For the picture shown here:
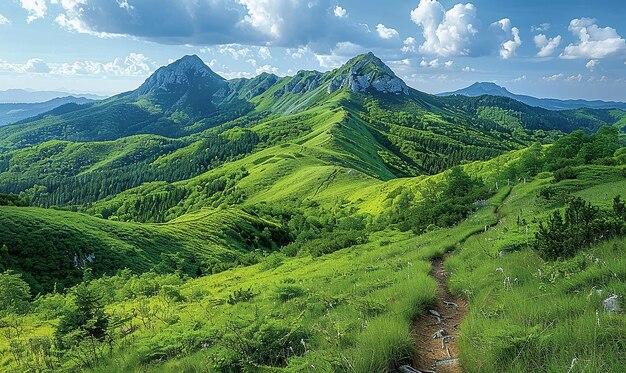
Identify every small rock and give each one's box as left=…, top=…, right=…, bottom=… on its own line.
left=432, top=329, right=447, bottom=339
left=428, top=309, right=441, bottom=317
left=603, top=294, right=621, bottom=312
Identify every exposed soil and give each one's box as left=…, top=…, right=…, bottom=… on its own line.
left=410, top=255, right=468, bottom=373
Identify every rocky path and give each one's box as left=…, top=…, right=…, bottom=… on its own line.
left=401, top=255, right=467, bottom=373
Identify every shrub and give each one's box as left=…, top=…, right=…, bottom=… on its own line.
left=552, top=166, right=578, bottom=182
left=227, top=287, right=254, bottom=305
left=222, top=317, right=307, bottom=368
left=275, top=284, right=306, bottom=302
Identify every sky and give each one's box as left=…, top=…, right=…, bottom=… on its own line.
left=0, top=0, right=625, bottom=100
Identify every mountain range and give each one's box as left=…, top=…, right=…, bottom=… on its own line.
left=0, top=88, right=106, bottom=103
left=439, top=81, right=626, bottom=111
left=1, top=52, right=625, bottom=372
left=0, top=96, right=95, bottom=126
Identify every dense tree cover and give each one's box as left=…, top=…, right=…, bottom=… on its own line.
left=499, top=126, right=624, bottom=183
left=0, top=131, right=260, bottom=209
left=442, top=94, right=623, bottom=133
left=359, top=98, right=528, bottom=176
left=0, top=271, right=31, bottom=316
left=0, top=192, right=29, bottom=206
left=378, top=167, right=490, bottom=234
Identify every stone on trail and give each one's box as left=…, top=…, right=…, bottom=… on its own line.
left=603, top=294, right=621, bottom=312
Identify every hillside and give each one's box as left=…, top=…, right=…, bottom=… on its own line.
left=0, top=53, right=625, bottom=373
left=0, top=96, right=95, bottom=126
left=440, top=82, right=626, bottom=112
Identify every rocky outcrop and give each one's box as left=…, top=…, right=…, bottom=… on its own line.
left=326, top=52, right=409, bottom=95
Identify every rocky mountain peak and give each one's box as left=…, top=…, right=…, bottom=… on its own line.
left=327, top=52, right=409, bottom=95
left=136, top=55, right=224, bottom=96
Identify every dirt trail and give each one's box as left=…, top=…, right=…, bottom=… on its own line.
left=408, top=255, right=467, bottom=373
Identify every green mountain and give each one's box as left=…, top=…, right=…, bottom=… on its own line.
left=439, top=81, right=626, bottom=111
left=0, top=53, right=625, bottom=373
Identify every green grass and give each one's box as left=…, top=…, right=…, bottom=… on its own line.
left=0, top=206, right=282, bottom=293
left=446, top=171, right=626, bottom=372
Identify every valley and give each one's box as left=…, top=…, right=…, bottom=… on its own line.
left=0, top=53, right=624, bottom=372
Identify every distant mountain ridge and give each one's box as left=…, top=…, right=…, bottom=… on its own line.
left=0, top=96, right=95, bottom=126
left=439, top=82, right=626, bottom=111
left=0, top=89, right=106, bottom=103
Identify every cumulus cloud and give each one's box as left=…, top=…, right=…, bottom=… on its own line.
left=0, top=14, right=10, bottom=25
left=20, top=0, right=47, bottom=23
left=0, top=58, right=50, bottom=74
left=561, top=18, right=626, bottom=59
left=255, top=64, right=279, bottom=75
left=586, top=59, right=600, bottom=71
left=23, top=58, right=51, bottom=73
left=410, top=0, right=479, bottom=57
left=53, top=53, right=153, bottom=76
left=314, top=41, right=365, bottom=68
left=218, top=44, right=253, bottom=60
left=420, top=58, right=454, bottom=69
left=49, top=0, right=380, bottom=54
left=533, top=34, right=562, bottom=57
left=542, top=73, right=563, bottom=82
left=334, top=6, right=347, bottom=18
left=258, top=47, right=272, bottom=60
left=493, top=18, right=521, bottom=59
left=376, top=24, right=399, bottom=39
left=462, top=66, right=475, bottom=72
left=531, top=23, right=550, bottom=33
left=0, top=54, right=153, bottom=77
left=566, top=74, right=583, bottom=82
left=510, top=75, right=527, bottom=83
left=401, top=37, right=417, bottom=53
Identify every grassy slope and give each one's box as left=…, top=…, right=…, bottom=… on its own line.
left=446, top=168, right=626, bottom=372
left=0, top=206, right=280, bottom=293
left=0, top=188, right=503, bottom=372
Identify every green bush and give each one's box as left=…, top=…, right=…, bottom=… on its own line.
left=275, top=284, right=306, bottom=302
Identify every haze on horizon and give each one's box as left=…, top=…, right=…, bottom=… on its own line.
left=0, top=0, right=625, bottom=101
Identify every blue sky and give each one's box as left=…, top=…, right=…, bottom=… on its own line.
left=0, top=0, right=625, bottom=100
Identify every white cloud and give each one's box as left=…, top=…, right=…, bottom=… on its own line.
left=258, top=47, right=272, bottom=60
left=533, top=34, right=561, bottom=58
left=255, top=64, right=279, bottom=75
left=218, top=44, right=253, bottom=60
left=51, top=0, right=373, bottom=52
left=20, top=0, right=47, bottom=23
left=510, top=75, right=527, bottom=83
left=566, top=74, right=583, bottom=82
left=376, top=24, right=399, bottom=39
left=493, top=19, right=521, bottom=59
left=217, top=70, right=254, bottom=79
left=561, top=18, right=626, bottom=59
left=0, top=13, right=10, bottom=25
left=420, top=58, right=454, bottom=69
left=410, top=0, right=479, bottom=57
left=542, top=73, right=563, bottom=82
left=462, top=66, right=475, bottom=72
left=23, top=58, right=51, bottom=73
left=314, top=41, right=365, bottom=68
left=531, top=23, right=550, bottom=33
left=0, top=58, right=50, bottom=74
left=401, top=37, right=417, bottom=53
left=53, top=53, right=153, bottom=77
left=586, top=59, right=600, bottom=71
left=287, top=47, right=310, bottom=59
left=334, top=6, right=347, bottom=18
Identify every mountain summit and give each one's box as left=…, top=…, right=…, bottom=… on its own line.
left=327, top=52, right=408, bottom=95
left=439, top=82, right=626, bottom=111
left=134, top=55, right=228, bottom=115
